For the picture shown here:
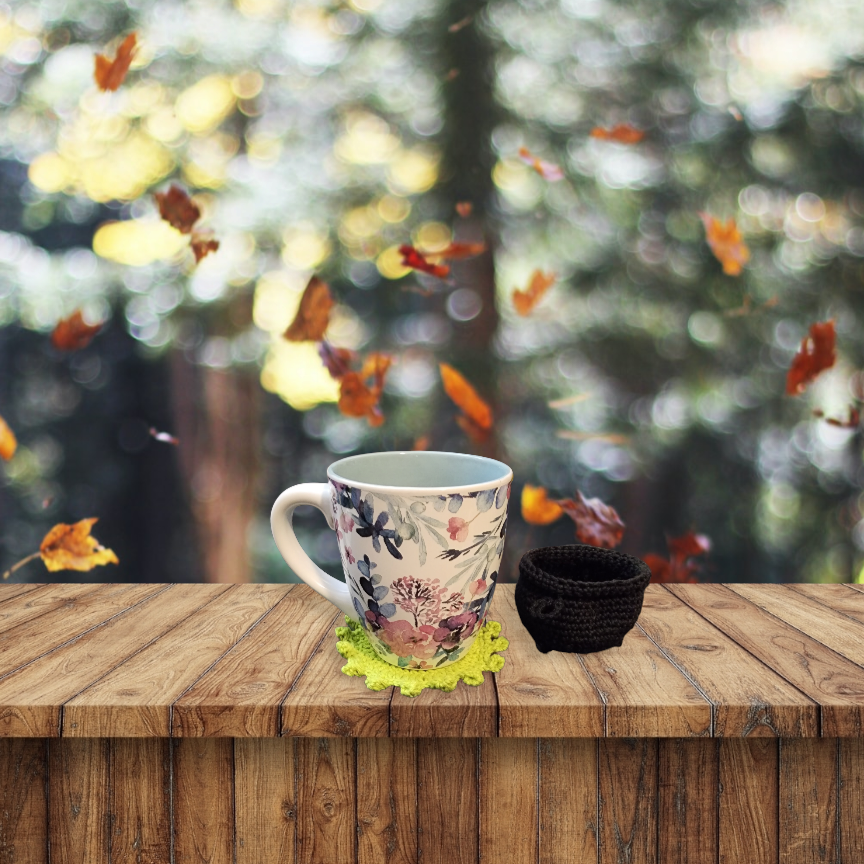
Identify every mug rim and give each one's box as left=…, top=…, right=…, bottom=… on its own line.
left=327, top=450, right=513, bottom=495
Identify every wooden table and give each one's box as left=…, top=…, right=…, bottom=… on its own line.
left=1, top=582, right=863, bottom=863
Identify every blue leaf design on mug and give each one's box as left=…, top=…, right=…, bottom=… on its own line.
left=378, top=602, right=396, bottom=618
left=448, top=494, right=463, bottom=513
left=477, top=488, right=495, bottom=512
left=495, top=484, right=508, bottom=509
left=372, top=585, right=388, bottom=601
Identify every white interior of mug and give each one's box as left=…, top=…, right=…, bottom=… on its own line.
left=328, top=450, right=511, bottom=491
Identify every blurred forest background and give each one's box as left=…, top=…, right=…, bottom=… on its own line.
left=2, top=0, right=864, bottom=585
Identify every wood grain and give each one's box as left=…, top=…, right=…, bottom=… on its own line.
left=839, top=738, right=864, bottom=864
left=671, top=583, right=864, bottom=737
left=658, top=738, right=718, bottom=864
left=235, top=737, right=296, bottom=864
left=48, top=737, right=108, bottom=863
left=639, top=586, right=817, bottom=737
left=109, top=738, right=170, bottom=864
left=0, top=583, right=43, bottom=608
left=719, top=738, right=778, bottom=864
left=539, top=738, right=598, bottom=864
left=779, top=738, right=837, bottom=864
left=598, top=737, right=658, bottom=864
left=493, top=583, right=604, bottom=737
left=296, top=737, right=356, bottom=864
left=173, top=737, right=233, bottom=864
left=0, top=738, right=47, bottom=864
left=788, top=582, right=864, bottom=624
left=174, top=585, right=336, bottom=737
left=479, top=738, right=538, bottom=864
left=357, top=737, right=416, bottom=864
left=0, top=584, right=103, bottom=637
left=418, top=738, right=478, bottom=864
left=580, top=623, right=711, bottom=738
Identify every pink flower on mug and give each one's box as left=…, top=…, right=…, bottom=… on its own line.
left=469, top=577, right=487, bottom=597
left=447, top=516, right=469, bottom=542
left=339, top=512, right=354, bottom=534
left=377, top=618, right=440, bottom=659
left=345, top=545, right=356, bottom=564
left=433, top=610, right=479, bottom=649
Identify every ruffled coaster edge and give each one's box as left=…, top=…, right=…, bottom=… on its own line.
left=335, top=616, right=509, bottom=698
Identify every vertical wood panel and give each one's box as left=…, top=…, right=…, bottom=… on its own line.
left=173, top=737, right=233, bottom=864
left=479, top=738, right=538, bottom=864
left=0, top=738, right=47, bottom=864
left=296, top=738, right=356, bottom=864
left=235, top=737, right=296, bottom=864
left=719, top=738, right=777, bottom=864
left=357, top=737, right=416, bottom=864
left=48, top=738, right=108, bottom=864
left=598, top=738, right=657, bottom=864
left=417, top=738, right=478, bottom=864
left=109, top=738, right=170, bottom=864
left=779, top=738, right=837, bottom=864
left=839, top=738, right=864, bottom=864
left=658, top=738, right=718, bottom=864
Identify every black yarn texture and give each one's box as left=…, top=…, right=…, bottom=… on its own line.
left=514, top=544, right=651, bottom=654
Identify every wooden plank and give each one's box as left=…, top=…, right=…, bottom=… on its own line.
left=0, top=585, right=215, bottom=737
left=173, top=585, right=335, bottom=737
left=235, top=737, right=296, bottom=864
left=639, top=586, right=817, bottom=737
left=296, top=738, right=356, bottom=864
left=789, top=583, right=864, bottom=625
left=109, top=738, right=170, bottom=864
left=280, top=613, right=388, bottom=738
left=839, top=739, right=864, bottom=864
left=356, top=737, right=416, bottom=864
left=0, top=583, right=42, bottom=606
left=580, top=623, right=711, bottom=738
left=66, top=583, right=285, bottom=737
left=658, top=738, right=718, bottom=864
left=0, top=584, right=165, bottom=680
left=173, top=737, right=233, bottom=864
left=0, top=738, right=47, bottom=864
left=493, top=584, right=604, bottom=737
left=719, top=738, right=778, bottom=864
left=479, top=738, right=538, bottom=864
left=48, top=738, right=109, bottom=863
left=671, top=583, right=864, bottom=737
left=0, top=584, right=103, bottom=635
left=779, top=738, right=837, bottom=864
left=598, top=738, right=657, bottom=864
left=417, top=738, right=478, bottom=864
left=539, top=738, right=598, bottom=864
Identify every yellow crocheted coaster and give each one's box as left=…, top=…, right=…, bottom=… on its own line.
left=335, top=616, right=509, bottom=698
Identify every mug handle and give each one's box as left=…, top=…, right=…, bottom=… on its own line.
left=270, top=483, right=356, bottom=622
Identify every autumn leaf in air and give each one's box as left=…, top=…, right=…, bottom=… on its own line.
left=590, top=124, right=645, bottom=144
left=644, top=532, right=710, bottom=584
left=190, top=232, right=219, bottom=263
left=521, top=485, right=563, bottom=525
left=813, top=407, right=860, bottom=428
left=283, top=276, right=334, bottom=342
left=0, top=414, right=17, bottom=461
left=786, top=319, right=836, bottom=396
left=412, top=435, right=430, bottom=451
left=439, top=363, right=493, bottom=442
left=399, top=245, right=450, bottom=279
left=51, top=310, right=103, bottom=352
left=699, top=213, right=750, bottom=276
left=512, top=270, right=556, bottom=316
left=338, top=352, right=392, bottom=427
left=149, top=427, right=179, bottom=446
left=94, top=32, right=137, bottom=92
left=432, top=242, right=487, bottom=260
left=557, top=491, right=625, bottom=549
left=518, top=147, right=564, bottom=181
left=319, top=340, right=356, bottom=379
left=154, top=185, right=201, bottom=234
left=456, top=202, right=473, bottom=218
left=40, top=518, right=119, bottom=573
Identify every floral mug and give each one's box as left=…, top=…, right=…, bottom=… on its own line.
left=270, top=451, right=513, bottom=670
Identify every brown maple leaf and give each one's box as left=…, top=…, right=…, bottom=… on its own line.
left=94, top=32, right=137, bottom=92
left=556, top=491, right=625, bottom=549
left=786, top=320, right=836, bottom=396
left=154, top=185, right=201, bottom=234
left=51, top=311, right=103, bottom=352
left=283, top=276, right=334, bottom=342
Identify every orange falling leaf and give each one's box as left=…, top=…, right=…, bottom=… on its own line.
left=431, top=241, right=487, bottom=260
left=283, top=276, right=334, bottom=342
left=699, top=213, right=750, bottom=276
left=644, top=532, right=710, bottom=584
left=412, top=435, right=430, bottom=451
left=518, top=147, right=564, bottom=181
left=319, top=340, right=356, bottom=379
left=94, top=32, right=137, bottom=92
left=51, top=310, right=103, bottom=352
left=338, top=352, right=392, bottom=427
left=512, top=270, right=556, bottom=316
left=40, top=518, right=119, bottom=573
left=154, top=185, right=201, bottom=234
left=456, top=201, right=473, bottom=218
left=589, top=124, right=645, bottom=144
left=399, top=245, right=450, bottom=279
left=0, top=414, right=17, bottom=461
left=190, top=232, right=219, bottom=263
left=557, top=491, right=625, bottom=549
left=439, top=363, right=493, bottom=438
left=813, top=407, right=860, bottom=428
left=786, top=319, right=836, bottom=396
left=456, top=414, right=491, bottom=444
left=521, top=484, right=564, bottom=525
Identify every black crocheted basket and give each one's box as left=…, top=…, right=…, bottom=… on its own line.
left=515, top=544, right=651, bottom=654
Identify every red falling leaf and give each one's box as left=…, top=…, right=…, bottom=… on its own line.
left=283, top=276, right=334, bottom=342
left=813, top=407, right=860, bottom=428
left=644, top=532, right=711, bottom=584
left=51, top=311, right=103, bottom=352
left=154, top=185, right=201, bottom=234
left=786, top=319, right=836, bottom=396
left=518, top=147, right=564, bottom=181
left=589, top=124, right=645, bottom=144
left=456, top=201, right=473, bottom=218
left=556, top=491, right=625, bottom=549
left=94, top=32, right=137, bottom=92
left=399, top=245, right=450, bottom=279
left=190, top=232, right=219, bottom=263
left=699, top=213, right=750, bottom=276
left=319, top=340, right=357, bottom=380
left=431, top=241, right=487, bottom=260
left=149, top=427, right=179, bottom=446
left=512, top=270, right=556, bottom=316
